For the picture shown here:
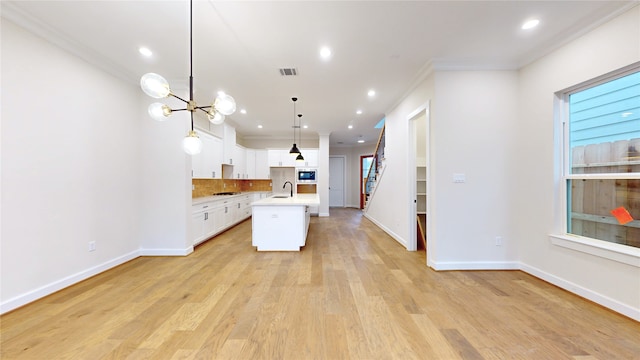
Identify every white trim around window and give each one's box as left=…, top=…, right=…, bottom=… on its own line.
left=551, top=62, right=640, bottom=267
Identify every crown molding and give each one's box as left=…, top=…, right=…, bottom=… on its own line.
left=2, top=2, right=137, bottom=84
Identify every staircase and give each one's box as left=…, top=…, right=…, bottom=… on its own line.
left=364, top=125, right=386, bottom=210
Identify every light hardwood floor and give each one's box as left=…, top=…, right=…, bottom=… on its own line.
left=1, top=208, right=639, bottom=359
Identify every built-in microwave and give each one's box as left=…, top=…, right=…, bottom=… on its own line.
left=297, top=168, right=317, bottom=183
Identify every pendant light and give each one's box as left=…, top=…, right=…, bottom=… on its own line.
left=140, top=0, right=236, bottom=155
left=289, top=97, right=301, bottom=156
left=296, top=114, right=305, bottom=163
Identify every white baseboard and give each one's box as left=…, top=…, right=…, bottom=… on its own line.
left=139, top=246, right=194, bottom=256
left=520, top=263, right=640, bottom=322
left=430, top=261, right=520, bottom=271
left=0, top=250, right=140, bottom=314
left=425, top=259, right=639, bottom=321
left=363, top=213, right=408, bottom=248
left=319, top=212, right=330, bottom=217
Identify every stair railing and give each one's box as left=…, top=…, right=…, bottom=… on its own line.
left=364, top=125, right=385, bottom=206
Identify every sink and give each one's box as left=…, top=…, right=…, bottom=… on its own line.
left=272, top=195, right=291, bottom=198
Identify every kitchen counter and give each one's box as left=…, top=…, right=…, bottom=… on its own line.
left=251, top=193, right=319, bottom=206
left=251, top=194, right=319, bottom=251
left=192, top=191, right=270, bottom=205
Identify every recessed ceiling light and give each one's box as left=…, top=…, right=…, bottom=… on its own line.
left=521, top=19, right=540, bottom=30
left=303, top=125, right=308, bottom=129
left=367, top=90, right=376, bottom=97
left=357, top=139, right=365, bottom=143
left=139, top=47, right=153, bottom=57
left=240, top=109, right=247, bottom=114
left=320, top=46, right=332, bottom=59
left=356, top=110, right=363, bottom=115
left=348, top=125, right=353, bottom=129
left=257, top=125, right=263, bottom=129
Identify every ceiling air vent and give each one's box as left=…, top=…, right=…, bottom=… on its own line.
left=279, top=68, right=298, bottom=76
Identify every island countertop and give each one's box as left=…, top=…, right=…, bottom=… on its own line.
left=252, top=193, right=320, bottom=207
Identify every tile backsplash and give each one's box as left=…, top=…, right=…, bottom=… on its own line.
left=192, top=179, right=273, bottom=198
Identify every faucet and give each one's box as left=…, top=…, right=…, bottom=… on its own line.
left=283, top=181, right=293, bottom=197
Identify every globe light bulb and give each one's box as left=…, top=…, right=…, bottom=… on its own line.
left=207, top=110, right=225, bottom=125
left=148, top=103, right=172, bottom=121
left=140, top=73, right=171, bottom=98
left=213, top=93, right=236, bottom=115
left=183, top=131, right=203, bottom=155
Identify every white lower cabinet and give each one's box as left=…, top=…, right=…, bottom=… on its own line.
left=191, top=212, right=206, bottom=244
left=192, top=192, right=270, bottom=246
left=211, top=205, right=226, bottom=234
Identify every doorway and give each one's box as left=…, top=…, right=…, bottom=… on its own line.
left=408, top=103, right=429, bottom=256
left=329, top=156, right=346, bottom=207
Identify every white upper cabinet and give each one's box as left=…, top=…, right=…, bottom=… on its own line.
left=246, top=149, right=256, bottom=179
left=222, top=123, right=236, bottom=164
left=192, top=131, right=223, bottom=179
left=297, top=148, right=318, bottom=168
left=233, top=145, right=246, bottom=179
left=268, top=149, right=297, bottom=167
left=254, top=150, right=269, bottom=179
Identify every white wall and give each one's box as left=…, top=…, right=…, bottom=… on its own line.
left=365, top=73, right=434, bottom=248
left=370, top=70, right=518, bottom=262
left=365, top=5, right=640, bottom=320
left=515, top=6, right=640, bottom=320
left=430, top=70, right=519, bottom=268
left=139, top=100, right=193, bottom=256
left=1, top=20, right=143, bottom=312
left=1, top=18, right=195, bottom=312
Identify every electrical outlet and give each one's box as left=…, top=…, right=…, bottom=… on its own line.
left=495, top=236, right=502, bottom=246
left=89, top=241, right=96, bottom=252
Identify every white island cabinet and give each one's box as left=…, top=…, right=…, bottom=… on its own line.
left=251, top=194, right=320, bottom=251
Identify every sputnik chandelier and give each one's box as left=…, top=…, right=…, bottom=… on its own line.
left=139, top=0, right=236, bottom=155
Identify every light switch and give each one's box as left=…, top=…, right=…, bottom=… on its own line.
left=453, top=173, right=466, bottom=183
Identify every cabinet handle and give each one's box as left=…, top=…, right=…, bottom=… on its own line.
left=212, top=171, right=215, bottom=178
left=225, top=207, right=228, bottom=213
left=205, top=213, right=208, bottom=220
left=203, top=205, right=208, bottom=208
left=230, top=158, right=233, bottom=165
left=237, top=203, right=240, bottom=209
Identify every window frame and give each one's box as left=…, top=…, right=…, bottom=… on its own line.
left=551, top=62, right=640, bottom=267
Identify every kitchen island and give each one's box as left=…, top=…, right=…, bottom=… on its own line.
left=251, top=193, right=320, bottom=251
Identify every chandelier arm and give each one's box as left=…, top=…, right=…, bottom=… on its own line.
left=169, top=93, right=189, bottom=104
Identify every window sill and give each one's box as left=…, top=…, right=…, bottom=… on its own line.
left=549, top=234, right=640, bottom=268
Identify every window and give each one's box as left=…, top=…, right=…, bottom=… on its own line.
left=560, top=65, right=640, bottom=250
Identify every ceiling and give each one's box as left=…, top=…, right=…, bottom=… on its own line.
left=2, top=1, right=635, bottom=147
